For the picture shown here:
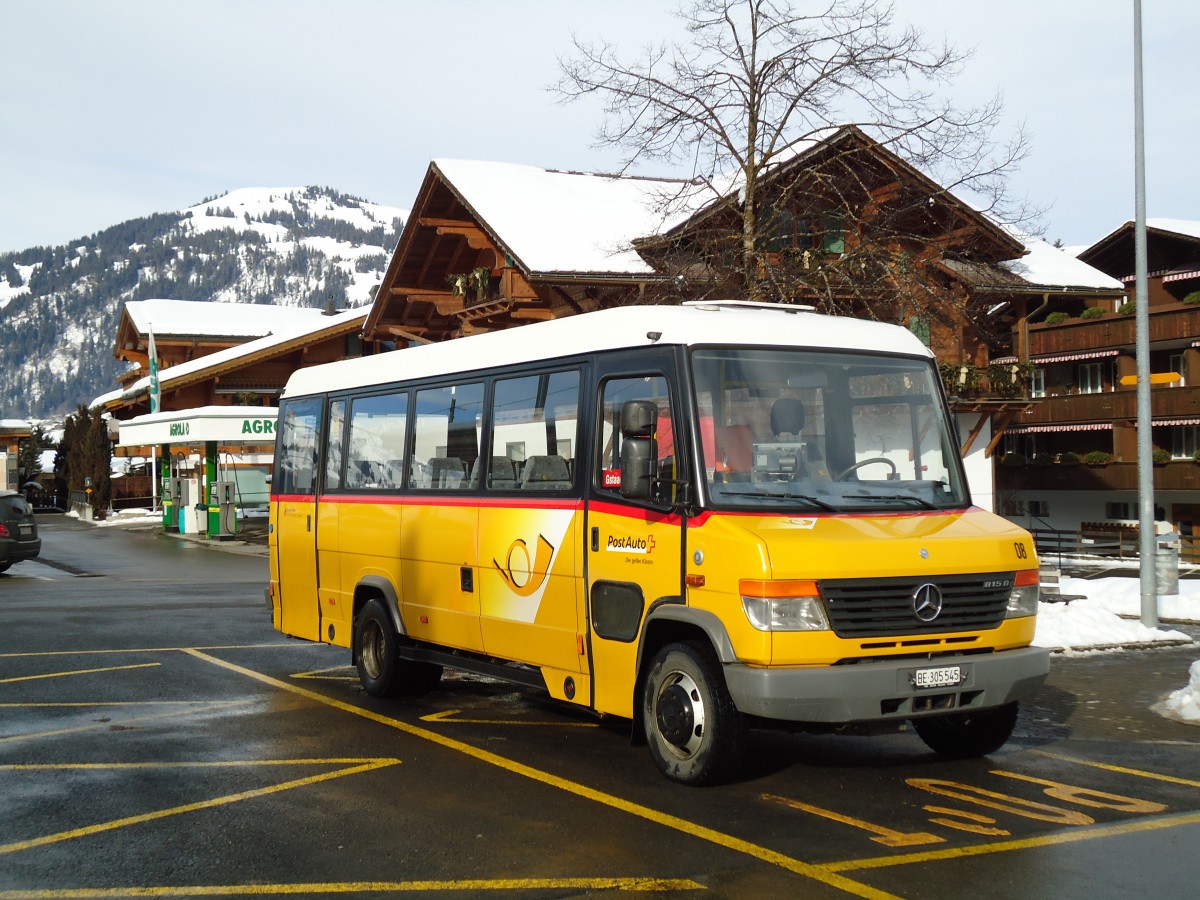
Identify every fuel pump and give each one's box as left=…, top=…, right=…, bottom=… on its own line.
left=161, top=477, right=176, bottom=531
left=208, top=481, right=238, bottom=538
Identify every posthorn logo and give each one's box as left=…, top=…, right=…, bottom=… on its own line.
left=912, top=583, right=944, bottom=622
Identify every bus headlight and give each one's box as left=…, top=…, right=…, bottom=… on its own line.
left=1005, top=569, right=1040, bottom=618
left=740, top=580, right=830, bottom=632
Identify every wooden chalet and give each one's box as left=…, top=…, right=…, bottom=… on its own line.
left=102, top=305, right=382, bottom=420
left=997, top=219, right=1200, bottom=537
left=113, top=300, right=331, bottom=391
left=362, top=160, right=694, bottom=343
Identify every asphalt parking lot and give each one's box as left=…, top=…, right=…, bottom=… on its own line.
left=2, top=515, right=1199, bottom=899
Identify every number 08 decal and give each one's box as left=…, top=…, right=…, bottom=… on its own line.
left=1014, top=542, right=1028, bottom=559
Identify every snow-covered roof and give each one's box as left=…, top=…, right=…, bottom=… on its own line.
left=97, top=305, right=368, bottom=408
left=1146, top=218, right=1200, bottom=241
left=433, top=160, right=695, bottom=276
left=1001, top=231, right=1124, bottom=291
left=1082, top=217, right=1200, bottom=254
left=124, top=298, right=329, bottom=339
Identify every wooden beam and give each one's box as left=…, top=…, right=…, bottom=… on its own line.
left=959, top=411, right=990, bottom=457
left=501, top=268, right=539, bottom=301
left=375, top=323, right=435, bottom=344
left=510, top=307, right=555, bottom=321
left=419, top=216, right=491, bottom=250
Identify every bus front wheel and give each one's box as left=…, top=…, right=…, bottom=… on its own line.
left=355, top=598, right=407, bottom=697
left=912, top=701, right=1019, bottom=758
left=642, top=642, right=746, bottom=786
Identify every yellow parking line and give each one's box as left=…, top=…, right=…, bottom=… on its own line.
left=0, top=876, right=704, bottom=897
left=1035, top=751, right=1200, bottom=789
left=184, top=649, right=903, bottom=900
left=0, top=759, right=399, bottom=855
left=824, top=810, right=1200, bottom=873
left=0, top=663, right=160, bottom=684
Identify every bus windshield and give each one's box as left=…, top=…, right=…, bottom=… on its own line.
left=691, top=347, right=968, bottom=512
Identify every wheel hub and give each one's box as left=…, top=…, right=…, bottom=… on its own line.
left=656, top=682, right=697, bottom=749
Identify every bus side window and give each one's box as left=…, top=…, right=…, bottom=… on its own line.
left=324, top=399, right=346, bottom=491
left=345, top=390, right=407, bottom=490
left=595, top=375, right=675, bottom=503
left=276, top=397, right=322, bottom=496
left=490, top=369, right=581, bottom=493
left=413, top=382, right=484, bottom=491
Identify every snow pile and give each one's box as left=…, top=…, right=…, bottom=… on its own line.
left=1154, top=660, right=1200, bottom=723
left=1034, top=601, right=1189, bottom=651
left=1059, top=575, right=1200, bottom=623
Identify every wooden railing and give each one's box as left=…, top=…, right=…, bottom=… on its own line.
left=1027, top=303, right=1200, bottom=357
left=998, top=460, right=1200, bottom=493
left=1019, top=385, right=1200, bottom=426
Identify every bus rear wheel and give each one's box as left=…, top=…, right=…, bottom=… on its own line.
left=355, top=598, right=408, bottom=697
left=912, top=701, right=1019, bottom=758
left=642, top=642, right=746, bottom=786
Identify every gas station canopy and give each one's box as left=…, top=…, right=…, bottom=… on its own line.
left=117, top=405, right=277, bottom=447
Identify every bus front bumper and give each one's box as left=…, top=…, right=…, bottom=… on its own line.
left=723, top=646, right=1050, bottom=724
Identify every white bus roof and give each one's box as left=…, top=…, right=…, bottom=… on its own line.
left=281, top=302, right=933, bottom=399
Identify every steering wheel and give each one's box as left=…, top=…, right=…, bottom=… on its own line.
left=835, top=457, right=898, bottom=480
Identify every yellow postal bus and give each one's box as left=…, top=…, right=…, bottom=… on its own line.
left=268, top=302, right=1048, bottom=784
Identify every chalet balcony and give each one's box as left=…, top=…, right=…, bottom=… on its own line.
left=1027, top=303, right=1200, bottom=357
left=938, top=363, right=1033, bottom=402
left=995, top=459, right=1200, bottom=493
left=1019, top=384, right=1200, bottom=426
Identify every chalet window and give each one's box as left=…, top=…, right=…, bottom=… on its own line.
left=1172, top=426, right=1200, bottom=459
left=1030, top=368, right=1045, bottom=399
left=1078, top=362, right=1105, bottom=395
left=1028, top=500, right=1049, bottom=518
left=762, top=206, right=796, bottom=252
left=1169, top=353, right=1186, bottom=388
left=1106, top=502, right=1133, bottom=520
left=908, top=316, right=931, bottom=347
left=822, top=211, right=845, bottom=255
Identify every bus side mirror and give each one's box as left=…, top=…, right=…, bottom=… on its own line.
left=619, top=400, right=657, bottom=501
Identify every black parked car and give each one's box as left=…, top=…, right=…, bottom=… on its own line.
left=0, top=490, right=40, bottom=573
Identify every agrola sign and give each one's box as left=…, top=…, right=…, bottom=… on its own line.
left=117, top=406, right=279, bottom=448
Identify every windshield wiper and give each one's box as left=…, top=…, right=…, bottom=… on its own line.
left=724, top=490, right=839, bottom=512
left=842, top=492, right=937, bottom=510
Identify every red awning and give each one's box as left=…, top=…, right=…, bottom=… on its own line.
left=1006, top=422, right=1113, bottom=434
left=1031, top=349, right=1121, bottom=364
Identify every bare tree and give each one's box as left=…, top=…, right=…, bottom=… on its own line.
left=557, top=0, right=1036, bottom=317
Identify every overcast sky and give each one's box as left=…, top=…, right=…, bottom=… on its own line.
left=1, top=1, right=1193, bottom=256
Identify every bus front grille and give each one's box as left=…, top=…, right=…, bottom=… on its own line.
left=819, top=572, right=1012, bottom=638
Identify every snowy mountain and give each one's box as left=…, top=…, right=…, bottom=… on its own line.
left=0, top=187, right=406, bottom=418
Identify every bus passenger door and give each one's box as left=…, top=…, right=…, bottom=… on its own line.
left=586, top=368, right=684, bottom=719
left=271, top=397, right=323, bottom=641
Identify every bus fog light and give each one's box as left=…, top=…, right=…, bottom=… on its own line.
left=742, top=595, right=830, bottom=631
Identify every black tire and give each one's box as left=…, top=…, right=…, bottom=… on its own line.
left=912, top=701, right=1019, bottom=758
left=354, top=598, right=411, bottom=697
left=642, top=641, right=747, bottom=786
